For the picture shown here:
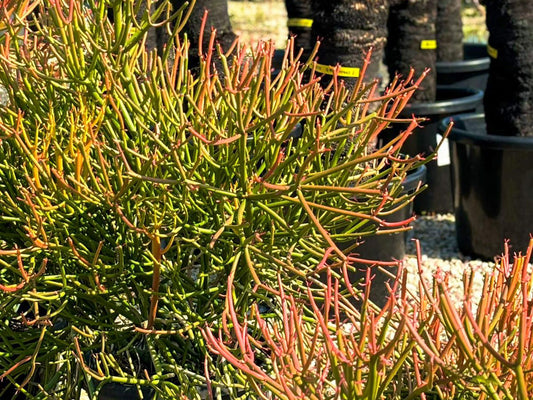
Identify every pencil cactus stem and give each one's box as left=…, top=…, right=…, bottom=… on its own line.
left=148, top=234, right=162, bottom=329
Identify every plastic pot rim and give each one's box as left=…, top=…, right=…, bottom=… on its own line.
left=402, top=86, right=483, bottom=117
left=436, top=43, right=490, bottom=74
left=402, top=164, right=427, bottom=193
left=440, top=113, right=533, bottom=150
left=436, top=58, right=489, bottom=74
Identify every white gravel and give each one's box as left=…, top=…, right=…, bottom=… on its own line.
left=0, top=86, right=7, bottom=106
left=402, top=213, right=495, bottom=301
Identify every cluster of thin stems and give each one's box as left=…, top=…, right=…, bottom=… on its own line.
left=206, top=239, right=533, bottom=399
left=0, top=1, right=449, bottom=399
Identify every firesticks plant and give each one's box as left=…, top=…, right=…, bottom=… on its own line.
left=0, top=0, right=429, bottom=398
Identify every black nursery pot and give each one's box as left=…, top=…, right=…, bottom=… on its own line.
left=436, top=43, right=490, bottom=92
left=355, top=164, right=427, bottom=262
left=350, top=164, right=426, bottom=307
left=272, top=48, right=285, bottom=71
left=381, top=86, right=483, bottom=214
left=443, top=113, right=533, bottom=260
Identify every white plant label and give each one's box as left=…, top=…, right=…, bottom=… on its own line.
left=436, top=134, right=450, bottom=167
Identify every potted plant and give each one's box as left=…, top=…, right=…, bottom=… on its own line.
left=444, top=0, right=533, bottom=259
left=443, top=113, right=533, bottom=259
left=0, top=0, right=429, bottom=398
left=401, top=239, right=533, bottom=398
left=204, top=261, right=419, bottom=399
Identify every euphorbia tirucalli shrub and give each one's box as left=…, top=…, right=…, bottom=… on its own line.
left=404, top=240, right=533, bottom=399
left=0, top=0, right=431, bottom=398
left=204, top=262, right=416, bottom=399
left=205, top=239, right=533, bottom=399
left=0, top=0, right=39, bottom=30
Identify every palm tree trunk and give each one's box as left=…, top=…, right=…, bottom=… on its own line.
left=310, top=0, right=389, bottom=90
left=386, top=0, right=437, bottom=102
left=482, top=0, right=533, bottom=136
left=436, top=0, right=463, bottom=61
left=284, top=0, right=314, bottom=56
left=171, top=0, right=236, bottom=70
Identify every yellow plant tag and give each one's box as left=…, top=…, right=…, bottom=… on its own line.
left=315, top=63, right=360, bottom=78
left=420, top=40, right=437, bottom=50
left=487, top=44, right=498, bottom=59
left=287, top=18, right=313, bottom=28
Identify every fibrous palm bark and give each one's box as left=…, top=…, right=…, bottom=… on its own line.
left=386, top=0, right=438, bottom=102
left=436, top=0, right=463, bottom=61
left=310, top=0, right=390, bottom=90
left=171, top=0, right=236, bottom=71
left=482, top=0, right=533, bottom=136
left=284, top=0, right=314, bottom=57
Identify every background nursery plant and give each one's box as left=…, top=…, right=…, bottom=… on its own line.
left=400, top=239, right=533, bottom=399
left=206, top=239, right=533, bottom=399
left=0, top=0, right=432, bottom=398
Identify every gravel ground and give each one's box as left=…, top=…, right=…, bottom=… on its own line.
left=0, top=86, right=7, bottom=106
left=402, top=213, right=495, bottom=301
